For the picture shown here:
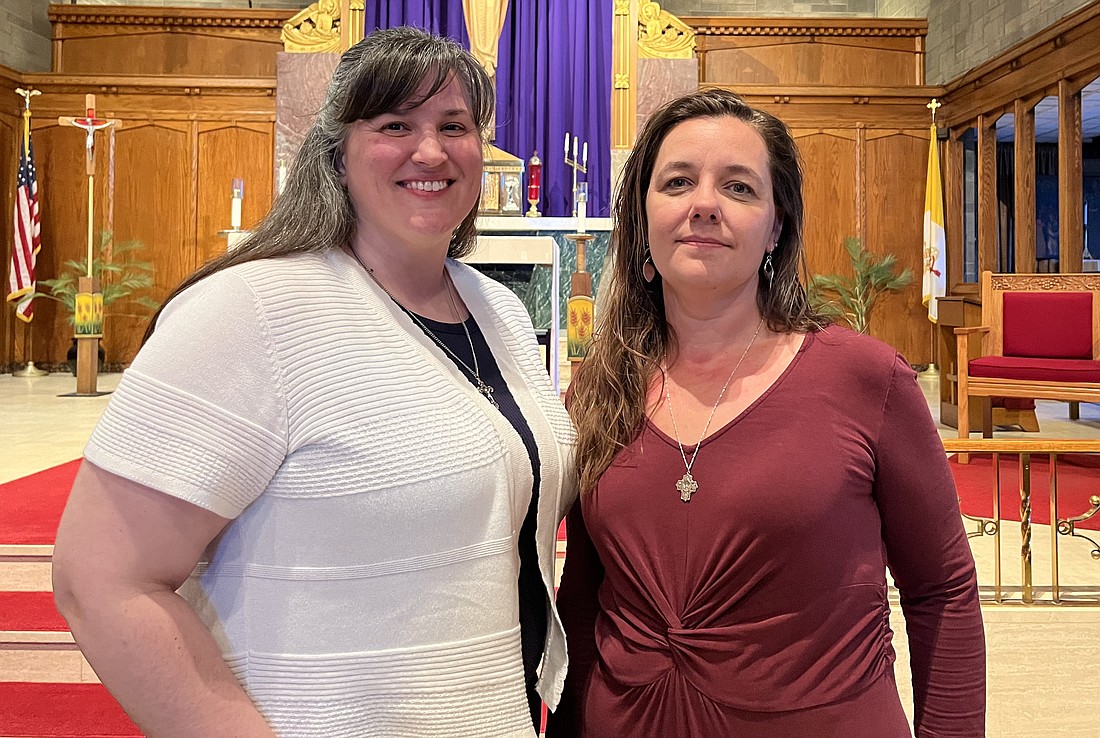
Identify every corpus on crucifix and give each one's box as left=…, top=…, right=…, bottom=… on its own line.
left=58, top=94, right=122, bottom=396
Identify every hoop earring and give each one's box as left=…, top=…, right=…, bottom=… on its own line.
left=762, top=250, right=775, bottom=288
left=642, top=248, right=657, bottom=283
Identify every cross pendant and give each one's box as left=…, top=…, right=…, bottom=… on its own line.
left=477, top=380, right=498, bottom=408
left=676, top=472, right=698, bottom=503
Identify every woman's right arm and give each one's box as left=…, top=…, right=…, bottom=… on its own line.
left=52, top=461, right=277, bottom=738
left=545, top=500, right=605, bottom=737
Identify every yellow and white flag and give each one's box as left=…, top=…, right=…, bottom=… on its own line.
left=922, top=122, right=946, bottom=322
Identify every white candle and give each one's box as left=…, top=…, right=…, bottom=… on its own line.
left=582, top=141, right=588, bottom=167
left=231, top=178, right=244, bottom=229
left=577, top=198, right=586, bottom=234
left=572, top=136, right=578, bottom=159
left=564, top=132, right=570, bottom=157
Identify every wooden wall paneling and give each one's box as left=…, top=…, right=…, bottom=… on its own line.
left=2, top=65, right=21, bottom=370
left=195, top=122, right=274, bottom=266
left=105, top=121, right=192, bottom=365
left=694, top=36, right=920, bottom=88
left=56, top=32, right=284, bottom=79
left=977, top=114, right=997, bottom=275
left=863, top=128, right=929, bottom=362
left=794, top=128, right=858, bottom=282
left=0, top=107, right=17, bottom=369
left=944, top=131, right=965, bottom=292
left=687, top=17, right=926, bottom=88
left=49, top=5, right=292, bottom=78
left=1013, top=98, right=1037, bottom=273
left=1058, top=78, right=1084, bottom=273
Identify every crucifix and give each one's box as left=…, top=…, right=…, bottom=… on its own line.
left=927, top=97, right=941, bottom=123
left=58, top=94, right=122, bottom=396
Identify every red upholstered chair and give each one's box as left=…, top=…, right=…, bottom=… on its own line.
left=955, top=271, right=1100, bottom=461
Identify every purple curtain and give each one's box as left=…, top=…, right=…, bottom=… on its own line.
left=495, top=1, right=612, bottom=217
left=363, top=1, right=469, bottom=45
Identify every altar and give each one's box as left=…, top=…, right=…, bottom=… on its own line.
left=469, top=216, right=612, bottom=391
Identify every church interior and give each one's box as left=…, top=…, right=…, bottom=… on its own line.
left=2, top=0, right=1100, bottom=735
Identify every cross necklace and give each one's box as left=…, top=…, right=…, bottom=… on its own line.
left=664, top=317, right=765, bottom=502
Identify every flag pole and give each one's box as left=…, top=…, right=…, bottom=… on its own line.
left=10, top=88, right=47, bottom=377
left=921, top=97, right=945, bottom=377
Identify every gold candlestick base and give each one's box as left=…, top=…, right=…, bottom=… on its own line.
left=526, top=197, right=541, bottom=217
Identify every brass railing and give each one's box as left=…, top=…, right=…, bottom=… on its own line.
left=942, top=439, right=1100, bottom=605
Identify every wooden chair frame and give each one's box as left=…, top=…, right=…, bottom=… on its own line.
left=955, top=272, right=1100, bottom=460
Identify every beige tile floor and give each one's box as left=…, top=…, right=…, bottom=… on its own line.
left=2, top=368, right=1100, bottom=735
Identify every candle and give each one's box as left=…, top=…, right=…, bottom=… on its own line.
left=577, top=198, right=587, bottom=234
left=572, top=136, right=578, bottom=159
left=564, top=132, right=570, bottom=158
left=231, top=178, right=244, bottom=230
left=582, top=141, right=588, bottom=167
left=529, top=153, right=541, bottom=187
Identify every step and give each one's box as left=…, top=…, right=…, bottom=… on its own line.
left=0, top=546, right=53, bottom=593
left=0, top=592, right=99, bottom=685
left=0, top=681, right=141, bottom=737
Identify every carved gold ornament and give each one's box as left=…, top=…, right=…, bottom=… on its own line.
left=638, top=1, right=695, bottom=60
left=282, top=0, right=341, bottom=53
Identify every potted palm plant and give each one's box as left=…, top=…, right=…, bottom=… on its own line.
left=29, top=233, right=159, bottom=374
left=808, top=237, right=913, bottom=334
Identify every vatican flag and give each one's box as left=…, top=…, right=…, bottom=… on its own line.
left=922, top=123, right=946, bottom=322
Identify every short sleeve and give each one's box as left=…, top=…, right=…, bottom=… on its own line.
left=83, top=269, right=289, bottom=519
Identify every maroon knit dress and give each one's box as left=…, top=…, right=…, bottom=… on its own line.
left=548, top=327, right=985, bottom=738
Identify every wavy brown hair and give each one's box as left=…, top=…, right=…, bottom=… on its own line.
left=144, top=26, right=494, bottom=342
left=570, top=88, right=828, bottom=493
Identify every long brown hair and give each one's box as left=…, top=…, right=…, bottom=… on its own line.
left=143, top=26, right=494, bottom=341
left=570, top=88, right=827, bottom=493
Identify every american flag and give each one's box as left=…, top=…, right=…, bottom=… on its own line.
left=7, top=130, right=41, bottom=322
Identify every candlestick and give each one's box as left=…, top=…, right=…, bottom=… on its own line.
left=564, top=133, right=588, bottom=217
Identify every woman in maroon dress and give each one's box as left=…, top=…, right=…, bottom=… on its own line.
left=547, top=89, right=985, bottom=737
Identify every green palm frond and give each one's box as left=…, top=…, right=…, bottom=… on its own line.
left=808, top=237, right=913, bottom=334
left=26, top=231, right=159, bottom=324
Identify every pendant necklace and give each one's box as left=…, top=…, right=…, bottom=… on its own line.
left=352, top=249, right=498, bottom=408
left=664, top=316, right=765, bottom=502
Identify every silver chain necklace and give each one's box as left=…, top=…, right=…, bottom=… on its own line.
left=664, top=317, right=765, bottom=502
left=353, top=250, right=498, bottom=408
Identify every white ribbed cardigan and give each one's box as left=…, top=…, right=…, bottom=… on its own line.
left=85, top=250, right=578, bottom=738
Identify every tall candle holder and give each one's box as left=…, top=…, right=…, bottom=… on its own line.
left=564, top=132, right=588, bottom=216
left=566, top=185, right=593, bottom=363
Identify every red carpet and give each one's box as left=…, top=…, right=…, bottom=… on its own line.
left=0, top=460, right=81, bottom=545
left=0, top=591, right=68, bottom=631
left=950, top=453, right=1100, bottom=529
left=0, top=683, right=142, bottom=737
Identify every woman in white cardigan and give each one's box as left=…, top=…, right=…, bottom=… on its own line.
left=52, top=27, right=577, bottom=738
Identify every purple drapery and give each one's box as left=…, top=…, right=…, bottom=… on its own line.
left=360, top=1, right=612, bottom=218
left=362, top=1, right=469, bottom=46
left=496, top=1, right=612, bottom=217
